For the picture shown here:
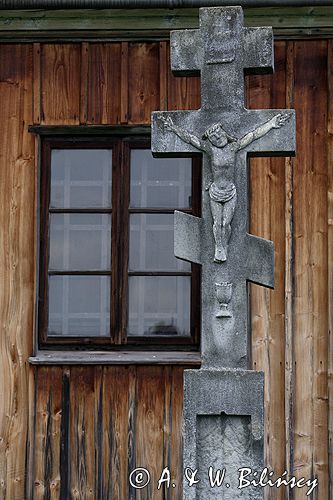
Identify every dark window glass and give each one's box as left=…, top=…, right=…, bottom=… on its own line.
left=128, top=276, right=191, bottom=337
left=50, top=149, right=112, bottom=208
left=129, top=214, right=190, bottom=272
left=130, top=150, right=192, bottom=208
left=49, top=214, right=111, bottom=271
left=128, top=148, right=194, bottom=340
left=48, top=275, right=110, bottom=337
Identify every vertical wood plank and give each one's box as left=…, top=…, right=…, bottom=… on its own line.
left=0, top=44, right=35, bottom=500
left=121, top=42, right=129, bottom=124
left=26, top=364, right=37, bottom=500
left=33, top=43, right=41, bottom=124
left=293, top=40, right=329, bottom=499
left=33, top=367, right=47, bottom=500
left=162, top=366, right=172, bottom=499
left=41, top=43, right=81, bottom=124
left=128, top=42, right=160, bottom=124
left=94, top=367, right=103, bottom=500
left=34, top=367, right=63, bottom=500
left=159, top=42, right=168, bottom=111
left=284, top=41, right=295, bottom=500
left=101, top=366, right=130, bottom=499
left=249, top=42, right=287, bottom=498
left=128, top=366, right=137, bottom=500
left=80, top=42, right=89, bottom=125
left=60, top=368, right=70, bottom=500
left=135, top=366, right=165, bottom=500
left=169, top=367, right=184, bottom=500
left=69, top=366, right=99, bottom=499
left=167, top=44, right=200, bottom=111
left=328, top=37, right=333, bottom=500
left=87, top=43, right=122, bottom=125
left=112, top=366, right=129, bottom=500
left=168, top=74, right=201, bottom=111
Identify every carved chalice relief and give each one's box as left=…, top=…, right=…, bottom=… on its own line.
left=215, top=282, right=233, bottom=318
left=159, top=113, right=289, bottom=264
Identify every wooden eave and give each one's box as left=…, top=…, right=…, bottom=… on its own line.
left=0, top=6, right=333, bottom=41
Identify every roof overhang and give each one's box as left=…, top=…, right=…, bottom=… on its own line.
left=1, top=0, right=332, bottom=9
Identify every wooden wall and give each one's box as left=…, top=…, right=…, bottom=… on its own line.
left=249, top=41, right=330, bottom=500
left=0, top=39, right=331, bottom=499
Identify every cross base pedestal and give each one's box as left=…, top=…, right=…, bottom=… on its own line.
left=183, top=368, right=264, bottom=499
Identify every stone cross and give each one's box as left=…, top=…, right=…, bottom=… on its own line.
left=152, top=6, right=295, bottom=369
left=152, top=6, right=295, bottom=499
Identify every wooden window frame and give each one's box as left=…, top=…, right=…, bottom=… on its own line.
left=38, top=134, right=201, bottom=351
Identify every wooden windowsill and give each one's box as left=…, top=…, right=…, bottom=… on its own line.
left=29, top=350, right=201, bottom=366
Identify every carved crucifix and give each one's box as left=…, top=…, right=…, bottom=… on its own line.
left=152, top=7, right=295, bottom=498
left=159, top=112, right=289, bottom=263
left=152, top=6, right=295, bottom=370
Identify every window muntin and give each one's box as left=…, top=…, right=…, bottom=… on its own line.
left=39, top=137, right=200, bottom=349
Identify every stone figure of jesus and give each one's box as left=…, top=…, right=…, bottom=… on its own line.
left=160, top=113, right=289, bottom=262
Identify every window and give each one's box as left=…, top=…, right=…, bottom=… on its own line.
left=38, top=135, right=200, bottom=350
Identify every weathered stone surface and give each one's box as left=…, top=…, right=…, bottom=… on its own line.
left=197, top=416, right=260, bottom=499
left=183, top=369, right=264, bottom=499
left=174, top=211, right=203, bottom=264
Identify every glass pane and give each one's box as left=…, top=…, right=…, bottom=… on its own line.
left=128, top=276, right=191, bottom=337
left=130, top=150, right=192, bottom=208
left=49, top=214, right=111, bottom=271
left=129, top=214, right=190, bottom=272
left=48, top=275, right=110, bottom=336
left=50, top=149, right=112, bottom=208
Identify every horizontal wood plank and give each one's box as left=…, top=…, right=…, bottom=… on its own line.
left=29, top=350, right=201, bottom=365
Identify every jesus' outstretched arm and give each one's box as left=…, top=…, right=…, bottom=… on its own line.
left=158, top=116, right=206, bottom=152
left=237, top=112, right=290, bottom=151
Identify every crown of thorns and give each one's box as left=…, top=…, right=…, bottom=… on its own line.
left=202, top=123, right=236, bottom=142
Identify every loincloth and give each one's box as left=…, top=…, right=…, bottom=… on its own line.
left=209, top=181, right=236, bottom=203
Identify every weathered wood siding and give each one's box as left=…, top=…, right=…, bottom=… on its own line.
left=0, top=44, right=35, bottom=500
left=0, top=40, right=331, bottom=499
left=249, top=40, right=330, bottom=500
